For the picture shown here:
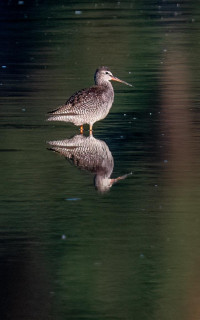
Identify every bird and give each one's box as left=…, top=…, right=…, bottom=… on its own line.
left=47, top=134, right=132, bottom=192
left=47, top=66, right=132, bottom=133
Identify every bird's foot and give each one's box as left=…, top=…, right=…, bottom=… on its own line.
left=89, top=125, right=93, bottom=135
left=80, top=125, right=84, bottom=134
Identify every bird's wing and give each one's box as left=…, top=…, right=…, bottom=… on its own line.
left=48, top=86, right=104, bottom=115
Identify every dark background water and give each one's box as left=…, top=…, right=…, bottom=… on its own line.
left=1, top=0, right=200, bottom=319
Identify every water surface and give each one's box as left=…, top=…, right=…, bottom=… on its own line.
left=1, top=1, right=200, bottom=319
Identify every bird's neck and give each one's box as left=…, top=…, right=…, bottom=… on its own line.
left=97, top=80, right=114, bottom=91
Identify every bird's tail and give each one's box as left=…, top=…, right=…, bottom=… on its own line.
left=47, top=113, right=77, bottom=123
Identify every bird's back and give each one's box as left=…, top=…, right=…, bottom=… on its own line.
left=48, top=85, right=112, bottom=115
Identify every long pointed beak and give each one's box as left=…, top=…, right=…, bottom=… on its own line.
left=110, top=172, right=133, bottom=186
left=111, top=76, right=132, bottom=87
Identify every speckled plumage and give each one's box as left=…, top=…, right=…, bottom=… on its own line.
left=47, top=66, right=132, bottom=131
left=48, top=134, right=114, bottom=192
left=47, top=134, right=132, bottom=192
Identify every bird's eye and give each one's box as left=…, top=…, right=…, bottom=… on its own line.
left=105, top=72, right=109, bottom=75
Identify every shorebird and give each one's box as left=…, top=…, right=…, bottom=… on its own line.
left=47, top=66, right=132, bottom=133
left=47, top=134, right=132, bottom=192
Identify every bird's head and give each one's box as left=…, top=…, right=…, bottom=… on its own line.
left=94, top=66, right=132, bottom=87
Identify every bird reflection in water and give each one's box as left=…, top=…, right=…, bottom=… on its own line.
left=47, top=134, right=131, bottom=192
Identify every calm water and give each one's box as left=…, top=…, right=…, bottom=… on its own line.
left=1, top=1, right=200, bottom=319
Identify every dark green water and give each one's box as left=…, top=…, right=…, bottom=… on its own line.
left=1, top=1, right=200, bottom=319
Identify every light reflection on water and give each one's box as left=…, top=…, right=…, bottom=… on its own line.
left=0, top=1, right=200, bottom=319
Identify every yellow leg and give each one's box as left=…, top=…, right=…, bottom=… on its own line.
left=80, top=125, right=83, bottom=134
left=89, top=124, right=93, bottom=133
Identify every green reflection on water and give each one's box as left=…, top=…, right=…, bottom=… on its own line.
left=0, top=1, right=200, bottom=319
